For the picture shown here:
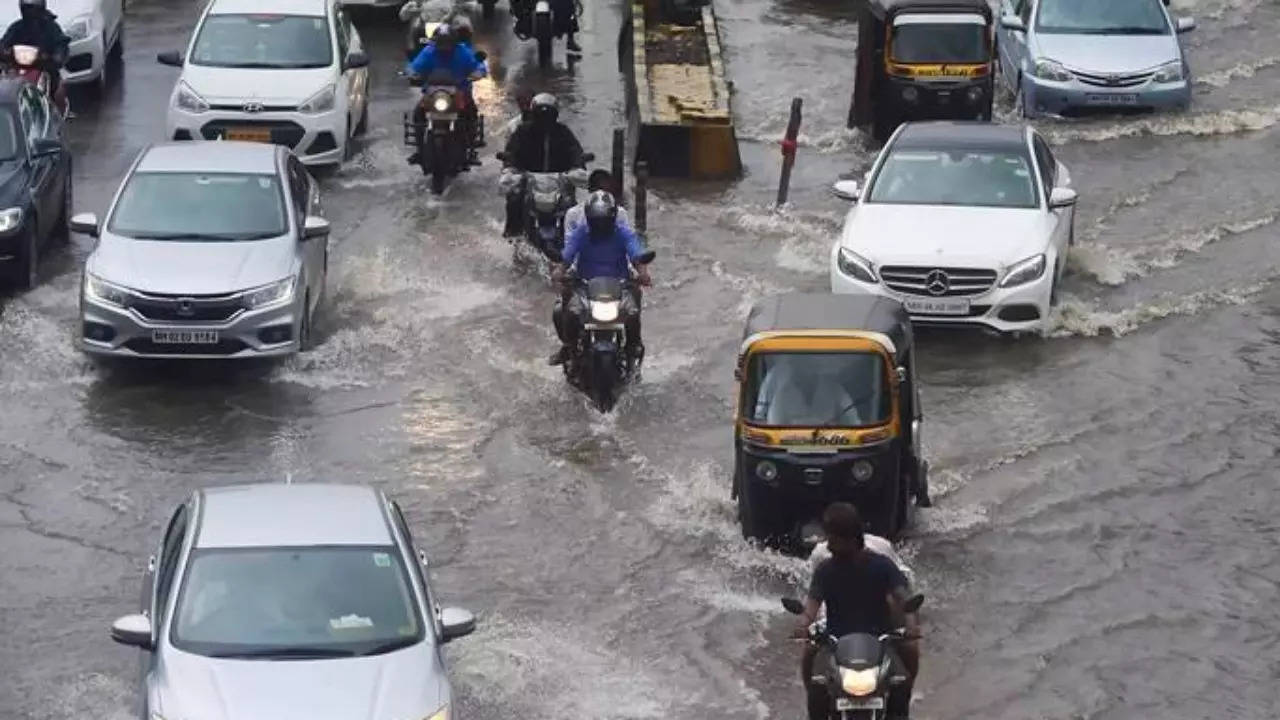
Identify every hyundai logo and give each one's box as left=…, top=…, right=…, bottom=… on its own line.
left=925, top=270, right=950, bottom=296
left=176, top=299, right=196, bottom=317
left=242, top=102, right=264, bottom=113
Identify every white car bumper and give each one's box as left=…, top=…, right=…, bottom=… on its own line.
left=165, top=105, right=347, bottom=166
left=62, top=32, right=106, bottom=84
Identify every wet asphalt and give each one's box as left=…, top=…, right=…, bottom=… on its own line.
left=1, top=0, right=1279, bottom=718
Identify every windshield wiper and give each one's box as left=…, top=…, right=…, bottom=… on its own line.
left=360, top=637, right=420, bottom=656
left=210, top=646, right=356, bottom=660
left=1080, top=26, right=1164, bottom=35
left=132, top=232, right=272, bottom=242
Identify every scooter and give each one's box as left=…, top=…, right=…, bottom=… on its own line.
left=782, top=594, right=924, bottom=720
left=1, top=45, right=68, bottom=118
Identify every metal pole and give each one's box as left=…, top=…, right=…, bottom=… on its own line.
left=635, top=160, right=648, bottom=235
left=612, top=127, right=626, bottom=205
left=776, top=97, right=802, bottom=207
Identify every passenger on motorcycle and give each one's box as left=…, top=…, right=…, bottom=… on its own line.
left=499, top=93, right=587, bottom=237
left=405, top=24, right=486, bottom=165
left=564, top=170, right=631, bottom=236
left=0, top=0, right=68, bottom=96
left=550, top=191, right=650, bottom=367
left=793, top=503, right=920, bottom=720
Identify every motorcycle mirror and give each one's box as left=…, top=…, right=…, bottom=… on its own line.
left=904, top=593, right=924, bottom=614
left=781, top=597, right=805, bottom=615
left=474, top=50, right=488, bottom=62
left=156, top=50, right=184, bottom=67
left=635, top=250, right=656, bottom=265
left=582, top=152, right=596, bottom=162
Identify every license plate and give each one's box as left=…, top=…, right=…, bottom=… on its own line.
left=1085, top=93, right=1138, bottom=106
left=152, top=330, right=219, bottom=344
left=836, top=697, right=885, bottom=711
left=224, top=127, right=272, bottom=142
left=903, top=298, right=970, bottom=316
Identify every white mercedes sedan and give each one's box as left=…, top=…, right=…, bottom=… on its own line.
left=829, top=121, right=1077, bottom=335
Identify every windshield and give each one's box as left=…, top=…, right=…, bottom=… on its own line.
left=891, top=19, right=988, bottom=64
left=172, top=546, right=424, bottom=658
left=108, top=172, right=287, bottom=241
left=191, top=14, right=333, bottom=68
left=0, top=113, right=16, bottom=161
left=1036, top=0, right=1170, bottom=35
left=868, top=149, right=1039, bottom=209
left=743, top=352, right=891, bottom=428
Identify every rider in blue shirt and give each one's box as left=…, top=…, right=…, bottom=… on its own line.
left=550, top=191, right=651, bottom=366
left=405, top=24, right=486, bottom=165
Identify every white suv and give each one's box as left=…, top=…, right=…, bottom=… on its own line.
left=158, top=0, right=370, bottom=166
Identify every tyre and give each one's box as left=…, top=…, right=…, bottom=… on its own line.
left=868, top=473, right=904, bottom=540
left=590, top=348, right=618, bottom=412
left=55, top=169, right=71, bottom=245
left=736, top=473, right=767, bottom=543
left=354, top=101, right=368, bottom=137
left=431, top=168, right=446, bottom=195
left=9, top=225, right=38, bottom=291
left=535, top=14, right=553, bottom=67
left=299, top=294, right=314, bottom=351
left=914, top=460, right=932, bottom=508
left=342, top=120, right=354, bottom=162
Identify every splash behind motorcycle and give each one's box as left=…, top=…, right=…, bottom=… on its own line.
left=1, top=45, right=67, bottom=118
left=403, top=69, right=483, bottom=194
left=782, top=595, right=924, bottom=720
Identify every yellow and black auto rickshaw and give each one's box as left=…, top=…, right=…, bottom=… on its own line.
left=848, top=0, right=996, bottom=142
left=733, top=294, right=929, bottom=546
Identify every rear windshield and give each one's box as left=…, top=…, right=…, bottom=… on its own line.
left=891, top=20, right=988, bottom=64
left=1036, top=0, right=1171, bottom=35
left=109, top=172, right=287, bottom=241
left=191, top=14, right=333, bottom=68
left=868, top=149, right=1039, bottom=209
left=743, top=352, right=890, bottom=428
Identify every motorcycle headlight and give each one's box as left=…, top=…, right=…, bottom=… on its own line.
left=1032, top=57, right=1072, bottom=82
left=1153, top=60, right=1184, bottom=83
left=836, top=247, right=878, bottom=284
left=175, top=82, right=209, bottom=113
left=999, top=254, right=1047, bottom=288
left=0, top=206, right=23, bottom=233
left=242, top=276, right=297, bottom=309
left=298, top=84, right=336, bottom=114
left=64, top=15, right=94, bottom=42
left=533, top=190, right=560, bottom=209
left=430, top=91, right=453, bottom=113
left=590, top=300, right=620, bottom=322
left=84, top=273, right=131, bottom=307
left=839, top=667, right=879, bottom=697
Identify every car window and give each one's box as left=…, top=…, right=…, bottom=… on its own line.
left=155, top=505, right=189, bottom=624
left=108, top=172, right=288, bottom=240
left=1036, top=0, right=1170, bottom=35
left=171, top=545, right=425, bottom=657
left=1032, top=134, right=1057, bottom=194
left=867, top=148, right=1040, bottom=209
left=286, top=157, right=309, bottom=218
left=190, top=14, right=334, bottom=69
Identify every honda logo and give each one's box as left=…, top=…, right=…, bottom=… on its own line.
left=242, top=102, right=264, bottom=113
left=925, top=270, right=951, bottom=296
left=176, top=299, right=196, bottom=317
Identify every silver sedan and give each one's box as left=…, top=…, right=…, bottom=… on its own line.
left=72, top=141, right=329, bottom=359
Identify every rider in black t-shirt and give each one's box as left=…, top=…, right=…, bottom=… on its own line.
left=792, top=503, right=921, bottom=720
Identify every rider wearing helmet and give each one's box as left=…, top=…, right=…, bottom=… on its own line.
left=0, top=0, right=69, bottom=95
left=499, top=93, right=587, bottom=236
left=550, top=190, right=650, bottom=366
left=564, top=170, right=631, bottom=236
left=406, top=23, right=487, bottom=165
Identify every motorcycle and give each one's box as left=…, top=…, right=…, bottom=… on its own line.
left=1, top=45, right=68, bottom=118
left=512, top=0, right=580, bottom=66
left=497, top=151, right=595, bottom=260
left=781, top=595, right=924, bottom=720
left=402, top=68, right=485, bottom=194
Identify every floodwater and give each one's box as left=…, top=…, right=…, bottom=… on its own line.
left=1, top=0, right=1278, bottom=718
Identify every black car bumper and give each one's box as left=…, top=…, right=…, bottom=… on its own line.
left=739, top=443, right=902, bottom=535
left=883, top=77, right=993, bottom=120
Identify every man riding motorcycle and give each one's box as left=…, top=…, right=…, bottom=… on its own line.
left=0, top=0, right=69, bottom=98
left=499, top=93, right=586, bottom=237
left=405, top=24, right=486, bottom=166
left=564, top=170, right=631, bottom=236
left=792, top=503, right=920, bottom=720
left=550, top=191, right=650, bottom=367
left=513, top=0, right=582, bottom=54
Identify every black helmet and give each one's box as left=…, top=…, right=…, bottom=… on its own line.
left=451, top=16, right=473, bottom=43
left=584, top=191, right=618, bottom=237
left=19, top=0, right=45, bottom=17
left=531, top=93, right=558, bottom=126
left=432, top=23, right=457, bottom=51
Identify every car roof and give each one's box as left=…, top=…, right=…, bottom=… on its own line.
left=892, top=121, right=1030, bottom=154
left=742, top=293, right=913, bottom=358
left=196, top=484, right=394, bottom=548
left=134, top=142, right=282, bottom=174
left=209, top=0, right=330, bottom=17
left=869, top=0, right=992, bottom=19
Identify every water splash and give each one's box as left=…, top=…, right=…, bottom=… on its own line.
left=1049, top=284, right=1264, bottom=338
left=1043, top=105, right=1280, bottom=144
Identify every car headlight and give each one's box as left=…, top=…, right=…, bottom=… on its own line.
left=590, top=299, right=620, bottom=322
left=839, top=667, right=879, bottom=697
left=175, top=82, right=209, bottom=113
left=1032, top=57, right=1072, bottom=82
left=84, top=273, right=131, bottom=307
left=999, top=254, right=1047, bottom=288
left=1153, top=60, right=1184, bottom=83
left=242, top=276, right=297, bottom=309
left=0, top=206, right=22, bottom=233
left=424, top=706, right=449, bottom=720
left=64, top=14, right=94, bottom=42
left=298, top=84, right=336, bottom=114
left=836, top=247, right=878, bottom=284
left=430, top=91, right=453, bottom=113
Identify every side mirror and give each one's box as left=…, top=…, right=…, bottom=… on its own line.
left=30, top=137, right=61, bottom=158
left=439, top=607, right=476, bottom=642
left=495, top=151, right=507, bottom=162
left=302, top=216, right=330, bottom=239
left=904, top=593, right=925, bottom=613
left=110, top=614, right=153, bottom=649
left=781, top=597, right=805, bottom=615
left=582, top=152, right=596, bottom=163
left=1175, top=17, right=1196, bottom=33
left=1000, top=14, right=1026, bottom=32
left=1049, top=187, right=1078, bottom=209
left=832, top=179, right=860, bottom=201
left=635, top=249, right=656, bottom=265
left=69, top=211, right=99, bottom=238
left=156, top=50, right=184, bottom=67
left=343, top=50, right=369, bottom=70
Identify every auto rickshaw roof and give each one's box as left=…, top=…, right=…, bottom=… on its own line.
left=865, top=0, right=993, bottom=21
left=741, top=293, right=912, bottom=359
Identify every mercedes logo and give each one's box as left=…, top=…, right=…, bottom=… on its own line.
left=242, top=102, right=264, bottom=113
left=925, top=270, right=950, bottom=296
left=176, top=299, right=196, bottom=317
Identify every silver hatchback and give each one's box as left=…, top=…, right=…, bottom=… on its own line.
left=109, top=483, right=476, bottom=720
left=73, top=142, right=329, bottom=359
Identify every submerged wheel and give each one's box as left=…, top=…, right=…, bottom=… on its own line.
left=590, top=350, right=619, bottom=412
left=11, top=225, right=38, bottom=291
left=535, top=16, right=553, bottom=66
left=868, top=473, right=904, bottom=540
left=298, top=294, right=314, bottom=351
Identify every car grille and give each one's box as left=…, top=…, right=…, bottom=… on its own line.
left=199, top=120, right=306, bottom=149
left=128, top=293, right=245, bottom=323
left=1070, top=69, right=1154, bottom=88
left=879, top=266, right=997, bottom=297
left=124, top=339, right=249, bottom=356
left=208, top=104, right=297, bottom=112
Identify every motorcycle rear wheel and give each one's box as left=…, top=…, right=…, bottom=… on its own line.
left=535, top=15, right=553, bottom=67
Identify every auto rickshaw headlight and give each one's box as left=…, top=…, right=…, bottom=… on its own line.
left=965, top=86, right=984, bottom=104
left=851, top=460, right=875, bottom=483
left=900, top=86, right=919, bottom=103
left=756, top=460, right=779, bottom=482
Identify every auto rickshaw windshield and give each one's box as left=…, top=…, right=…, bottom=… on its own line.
left=743, top=352, right=891, bottom=428
left=890, top=14, right=988, bottom=64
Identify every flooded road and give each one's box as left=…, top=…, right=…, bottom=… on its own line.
left=1, top=0, right=1278, bottom=718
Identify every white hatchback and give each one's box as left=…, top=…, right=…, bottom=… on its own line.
left=158, top=0, right=370, bottom=166
left=0, top=0, right=124, bottom=86
left=829, top=121, right=1077, bottom=335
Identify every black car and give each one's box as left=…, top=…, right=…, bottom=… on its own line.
left=0, top=78, right=71, bottom=291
